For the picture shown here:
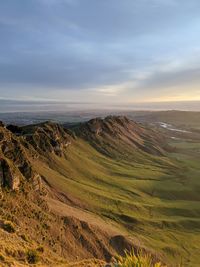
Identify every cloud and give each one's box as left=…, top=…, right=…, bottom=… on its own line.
left=0, top=0, right=200, bottom=102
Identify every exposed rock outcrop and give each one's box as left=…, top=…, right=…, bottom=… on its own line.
left=0, top=121, right=73, bottom=190
left=22, top=122, right=72, bottom=156
left=0, top=124, right=37, bottom=190
left=0, top=158, right=20, bottom=190
left=77, top=116, right=167, bottom=157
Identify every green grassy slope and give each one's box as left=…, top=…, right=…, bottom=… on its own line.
left=35, top=135, right=200, bottom=267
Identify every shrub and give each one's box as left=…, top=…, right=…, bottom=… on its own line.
left=2, top=221, right=15, bottom=233
left=26, top=249, right=39, bottom=264
left=0, top=253, right=5, bottom=262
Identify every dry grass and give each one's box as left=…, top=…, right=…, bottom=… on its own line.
left=114, top=251, right=167, bottom=267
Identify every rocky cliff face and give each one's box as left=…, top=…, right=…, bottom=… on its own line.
left=0, top=157, right=20, bottom=190
left=22, top=122, right=72, bottom=156
left=0, top=121, right=73, bottom=191
left=0, top=124, right=34, bottom=190
left=77, top=116, right=166, bottom=157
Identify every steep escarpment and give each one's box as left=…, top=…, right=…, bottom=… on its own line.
left=21, top=121, right=73, bottom=156
left=0, top=122, right=37, bottom=190
left=76, top=116, right=167, bottom=157
left=1, top=119, right=150, bottom=266
left=0, top=121, right=74, bottom=191
left=0, top=117, right=184, bottom=266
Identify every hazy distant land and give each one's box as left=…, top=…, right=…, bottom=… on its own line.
left=0, top=99, right=200, bottom=126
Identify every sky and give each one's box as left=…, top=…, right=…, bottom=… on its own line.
left=0, top=0, right=200, bottom=105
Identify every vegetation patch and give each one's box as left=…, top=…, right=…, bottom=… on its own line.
left=0, top=253, right=5, bottom=262
left=2, top=220, right=15, bottom=233
left=114, top=250, right=167, bottom=267
left=26, top=249, right=39, bottom=264
left=20, top=233, right=29, bottom=242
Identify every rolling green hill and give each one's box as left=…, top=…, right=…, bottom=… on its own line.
left=0, top=116, right=200, bottom=266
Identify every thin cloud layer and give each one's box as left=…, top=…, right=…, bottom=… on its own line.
left=0, top=0, right=200, bottom=102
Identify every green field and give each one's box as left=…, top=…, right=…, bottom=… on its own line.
left=35, top=130, right=200, bottom=266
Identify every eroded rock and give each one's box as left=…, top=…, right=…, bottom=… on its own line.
left=0, top=158, right=20, bottom=190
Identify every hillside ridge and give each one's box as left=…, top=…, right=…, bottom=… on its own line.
left=1, top=115, right=199, bottom=266
left=76, top=115, right=167, bottom=157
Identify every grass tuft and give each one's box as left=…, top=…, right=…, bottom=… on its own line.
left=114, top=250, right=166, bottom=267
